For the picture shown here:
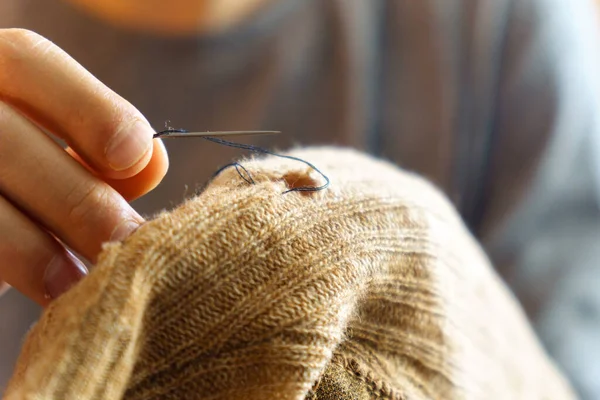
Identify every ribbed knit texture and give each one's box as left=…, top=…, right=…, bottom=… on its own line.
left=6, top=148, right=574, bottom=399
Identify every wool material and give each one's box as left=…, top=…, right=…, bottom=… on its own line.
left=6, top=148, right=574, bottom=399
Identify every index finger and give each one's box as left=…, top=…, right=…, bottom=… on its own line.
left=0, top=29, right=155, bottom=179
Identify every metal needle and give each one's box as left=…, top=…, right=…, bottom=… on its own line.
left=153, top=130, right=280, bottom=139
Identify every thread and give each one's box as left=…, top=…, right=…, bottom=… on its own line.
left=154, top=129, right=330, bottom=194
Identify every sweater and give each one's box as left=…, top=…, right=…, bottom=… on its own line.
left=5, top=148, right=573, bottom=399
left=2, top=1, right=600, bottom=396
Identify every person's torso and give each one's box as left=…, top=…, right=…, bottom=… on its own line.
left=0, top=0, right=510, bottom=221
left=0, top=0, right=514, bottom=390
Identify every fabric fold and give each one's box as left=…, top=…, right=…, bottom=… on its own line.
left=6, top=148, right=574, bottom=399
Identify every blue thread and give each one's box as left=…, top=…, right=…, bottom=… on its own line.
left=154, top=129, right=330, bottom=194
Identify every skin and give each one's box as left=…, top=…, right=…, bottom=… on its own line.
left=0, top=28, right=168, bottom=306
left=63, top=0, right=273, bottom=36
left=1, top=1, right=271, bottom=306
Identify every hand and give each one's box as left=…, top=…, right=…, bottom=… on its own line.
left=0, top=29, right=168, bottom=305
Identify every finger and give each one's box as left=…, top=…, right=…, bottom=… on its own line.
left=0, top=102, right=143, bottom=262
left=0, top=29, right=155, bottom=179
left=67, top=139, right=169, bottom=201
left=0, top=281, right=10, bottom=297
left=106, top=139, right=170, bottom=201
left=0, top=195, right=87, bottom=305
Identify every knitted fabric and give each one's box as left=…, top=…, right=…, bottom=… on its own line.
left=6, top=148, right=574, bottom=399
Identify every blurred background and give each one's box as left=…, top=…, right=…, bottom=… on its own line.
left=2, top=0, right=600, bottom=398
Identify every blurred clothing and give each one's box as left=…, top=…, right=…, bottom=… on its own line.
left=1, top=0, right=600, bottom=397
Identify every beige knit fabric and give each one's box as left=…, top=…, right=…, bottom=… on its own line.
left=6, top=148, right=574, bottom=399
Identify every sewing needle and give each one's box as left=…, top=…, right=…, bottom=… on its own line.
left=153, top=130, right=280, bottom=139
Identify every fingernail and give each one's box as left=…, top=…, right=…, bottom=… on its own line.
left=44, top=251, right=88, bottom=300
left=106, top=120, right=153, bottom=171
left=110, top=219, right=141, bottom=242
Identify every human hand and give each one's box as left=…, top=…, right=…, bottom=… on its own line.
left=0, top=29, right=168, bottom=305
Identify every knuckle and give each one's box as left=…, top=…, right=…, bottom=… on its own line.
left=0, top=29, right=54, bottom=79
left=90, top=91, right=131, bottom=141
left=0, top=101, right=14, bottom=127
left=65, top=180, right=113, bottom=230
left=0, top=103, right=19, bottom=163
left=0, top=28, right=44, bottom=45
